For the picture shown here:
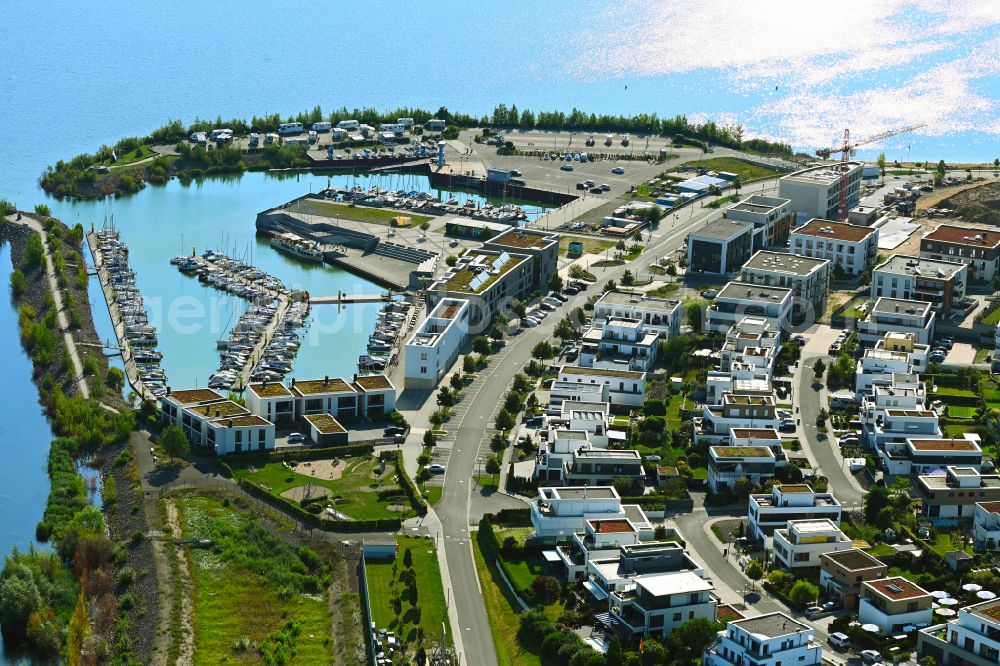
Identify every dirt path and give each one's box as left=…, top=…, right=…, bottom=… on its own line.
left=163, top=499, right=195, bottom=666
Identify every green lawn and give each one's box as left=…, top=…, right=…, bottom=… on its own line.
left=558, top=236, right=613, bottom=257
left=947, top=405, right=978, bottom=418
left=476, top=475, right=500, bottom=494
left=365, top=536, right=451, bottom=647
left=841, top=295, right=870, bottom=319
left=100, top=144, right=157, bottom=167
left=297, top=199, right=433, bottom=227
left=677, top=157, right=782, bottom=182
left=926, top=530, right=974, bottom=557
left=647, top=282, right=680, bottom=298
left=230, top=456, right=415, bottom=521
left=981, top=306, right=1000, bottom=325
left=975, top=347, right=992, bottom=363
left=178, top=495, right=333, bottom=664
left=611, top=414, right=631, bottom=428
left=422, top=484, right=443, bottom=506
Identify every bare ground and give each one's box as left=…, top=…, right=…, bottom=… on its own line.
left=290, top=457, right=346, bottom=481
left=164, top=499, right=195, bottom=665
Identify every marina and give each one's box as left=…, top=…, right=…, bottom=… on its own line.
left=87, top=228, right=167, bottom=401
left=358, top=299, right=415, bottom=374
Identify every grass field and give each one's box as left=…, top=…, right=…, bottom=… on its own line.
left=492, top=528, right=549, bottom=596
left=981, top=306, right=1000, bottom=325
left=230, top=456, right=415, bottom=521
left=947, top=405, right=978, bottom=418
left=646, top=282, right=680, bottom=298
left=364, top=536, right=450, bottom=646
left=297, top=199, right=433, bottom=227
left=558, top=236, right=614, bottom=257
left=975, top=347, right=992, bottom=363
left=178, top=495, right=333, bottom=664
left=840, top=295, right=870, bottom=319
left=678, top=157, right=782, bottom=182
left=100, top=144, right=157, bottom=167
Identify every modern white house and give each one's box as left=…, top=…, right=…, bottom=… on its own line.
left=428, top=249, right=534, bottom=329
left=564, top=448, right=645, bottom=487
left=557, top=366, right=646, bottom=407
left=917, top=598, right=1000, bottom=666
left=556, top=517, right=642, bottom=582
left=741, top=250, right=831, bottom=323
left=778, top=161, right=864, bottom=221
left=719, top=317, right=781, bottom=381
left=706, top=282, right=793, bottom=334
left=287, top=375, right=397, bottom=419
left=403, top=298, right=470, bottom=389
left=705, top=613, right=823, bottom=666
left=726, top=195, right=795, bottom=250
left=578, top=317, right=660, bottom=372
left=593, top=291, right=682, bottom=339
left=858, top=577, right=934, bottom=634
left=159, top=389, right=275, bottom=455
left=696, top=392, right=780, bottom=444
left=748, top=485, right=843, bottom=546
left=972, top=502, right=1000, bottom=551
left=534, top=430, right=593, bottom=483
left=246, top=382, right=296, bottom=425
left=686, top=218, right=755, bottom=274
left=772, top=519, right=853, bottom=569
left=871, top=255, right=969, bottom=318
left=880, top=437, right=982, bottom=477
left=708, top=445, right=777, bottom=492
left=204, top=414, right=275, bottom=455
left=862, top=405, right=941, bottom=452
left=608, top=570, right=718, bottom=640
left=854, top=333, right=930, bottom=399
left=917, top=466, right=1000, bottom=519
left=560, top=400, right=611, bottom=446
left=789, top=218, right=878, bottom=275
left=548, top=380, right=608, bottom=407
left=529, top=486, right=653, bottom=541
left=586, top=541, right=704, bottom=600
left=857, top=297, right=936, bottom=345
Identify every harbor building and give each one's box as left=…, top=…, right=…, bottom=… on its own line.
left=857, top=298, right=936, bottom=345
left=706, top=282, right=793, bottom=334
left=428, top=248, right=533, bottom=329
left=686, top=219, right=754, bottom=274
left=819, top=549, right=887, bottom=612
left=726, top=194, right=795, bottom=250
left=871, top=255, right=969, bottom=318
left=705, top=613, right=822, bottom=666
left=858, top=577, right=933, bottom=634
left=789, top=219, right=879, bottom=275
left=918, top=598, right=1000, bottom=666
left=920, top=224, right=1000, bottom=283
left=771, top=519, right=852, bottom=569
left=592, top=291, right=682, bottom=339
left=778, top=161, right=864, bottom=221
left=482, top=228, right=559, bottom=293
left=403, top=298, right=470, bottom=389
left=748, top=485, right=842, bottom=546
left=159, top=389, right=275, bottom=455
left=741, top=250, right=831, bottom=323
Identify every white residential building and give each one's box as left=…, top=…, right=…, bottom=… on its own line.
left=857, top=297, right=936, bottom=345
left=608, top=571, right=718, bottom=640
left=741, top=250, right=831, bottom=323
left=159, top=389, right=276, bottom=455
left=593, top=291, right=682, bottom=339
left=871, top=255, right=969, bottom=318
left=726, top=195, right=795, bottom=250
left=557, top=366, right=646, bottom=408
left=586, top=541, right=704, bottom=600
left=789, top=218, right=879, bottom=275
left=696, top=392, right=780, bottom=444
left=859, top=577, right=934, bottom=634
left=973, top=502, right=1000, bottom=551
left=719, top=317, right=781, bottom=381
left=705, top=613, right=822, bottom=666
left=565, top=449, right=645, bottom=487
left=403, top=298, right=470, bottom=389
left=705, top=374, right=772, bottom=407
left=246, top=382, right=296, bottom=425
left=548, top=381, right=607, bottom=407
left=534, top=430, right=593, bottom=484
left=917, top=466, right=1000, bottom=519
left=917, top=598, right=1000, bottom=666
left=707, top=282, right=793, bottom=334
left=863, top=405, right=941, bottom=452
left=880, top=436, right=982, bottom=477
left=560, top=400, right=611, bottom=446
left=556, top=517, right=642, bottom=582
left=579, top=317, right=660, bottom=372
left=772, top=519, right=852, bottom=569
left=708, top=445, right=776, bottom=492
left=748, top=485, right=842, bottom=546
left=529, top=486, right=653, bottom=541
left=855, top=333, right=930, bottom=399
left=778, top=161, right=864, bottom=221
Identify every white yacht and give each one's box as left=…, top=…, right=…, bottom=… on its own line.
left=269, top=232, right=323, bottom=262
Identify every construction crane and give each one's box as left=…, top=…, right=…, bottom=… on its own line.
left=815, top=124, right=926, bottom=221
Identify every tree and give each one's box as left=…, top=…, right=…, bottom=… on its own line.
left=9, top=268, right=25, bottom=298
left=485, top=455, right=501, bottom=477
left=423, top=429, right=437, bottom=448
left=531, top=575, right=561, bottom=603
left=403, top=548, right=413, bottom=568
left=877, top=151, right=887, bottom=180
left=531, top=340, right=555, bottom=359
left=621, top=269, right=635, bottom=286
left=935, top=159, right=947, bottom=185
left=445, top=255, right=458, bottom=267
left=504, top=391, right=522, bottom=414
left=548, top=272, right=563, bottom=293
left=612, top=476, right=636, bottom=497
left=105, top=366, right=124, bottom=391
left=160, top=424, right=189, bottom=459
left=554, top=318, right=575, bottom=342
left=449, top=372, right=464, bottom=392
left=473, top=335, right=491, bottom=355
left=511, top=299, right=527, bottom=321
left=653, top=524, right=668, bottom=540
left=864, top=484, right=891, bottom=524
left=789, top=580, right=819, bottom=608
left=666, top=618, right=724, bottom=663
left=463, top=355, right=478, bottom=374
left=745, top=559, right=764, bottom=591
left=813, top=358, right=826, bottom=380
left=686, top=302, right=702, bottom=332
left=495, top=409, right=515, bottom=432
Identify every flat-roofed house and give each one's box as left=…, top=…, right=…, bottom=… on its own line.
left=530, top=486, right=653, bottom=541
left=705, top=613, right=822, bottom=666
left=917, top=466, right=1000, bottom=519
left=403, top=298, right=470, bottom=389
left=921, top=223, right=1000, bottom=283
left=857, top=297, right=936, bottom=345
left=290, top=376, right=359, bottom=419
left=708, top=446, right=776, bottom=492
left=593, top=291, right=682, bottom=339
left=972, top=502, right=1000, bottom=551
left=772, top=519, right=852, bottom=570
left=748, top=485, right=842, bottom=546
left=789, top=218, right=878, bottom=275
left=557, top=366, right=646, bottom=407
left=819, top=549, right=887, bottom=611
left=707, top=281, right=793, bottom=334
left=686, top=219, right=754, bottom=274
left=880, top=437, right=982, bottom=476
left=917, top=598, right=1000, bottom=666
left=858, top=577, right=933, bottom=633
left=741, top=250, right=831, bottom=323
left=246, top=382, right=296, bottom=425
left=608, top=570, right=718, bottom=640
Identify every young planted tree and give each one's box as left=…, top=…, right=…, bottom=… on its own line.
left=160, top=423, right=189, bottom=460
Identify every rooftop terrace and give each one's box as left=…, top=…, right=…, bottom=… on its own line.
left=793, top=218, right=875, bottom=242
left=865, top=577, right=928, bottom=600
left=822, top=548, right=885, bottom=571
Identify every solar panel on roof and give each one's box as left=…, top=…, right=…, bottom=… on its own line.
left=492, top=251, right=511, bottom=271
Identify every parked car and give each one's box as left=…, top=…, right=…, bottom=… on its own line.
left=822, top=600, right=838, bottom=613
left=427, top=464, right=446, bottom=474
left=522, top=317, right=538, bottom=327
left=805, top=606, right=823, bottom=617
left=564, top=285, right=580, bottom=295
left=828, top=343, right=842, bottom=354
left=540, top=302, right=557, bottom=312
left=839, top=435, right=860, bottom=447
left=560, top=164, right=574, bottom=171
left=701, top=289, right=719, bottom=300
left=600, top=183, right=611, bottom=191
left=510, top=169, right=522, bottom=177
left=392, top=434, right=405, bottom=444
left=384, top=426, right=405, bottom=436
left=589, top=186, right=604, bottom=194
left=287, top=432, right=304, bottom=443
left=552, top=292, right=569, bottom=302
left=792, top=335, right=806, bottom=345
left=861, top=650, right=882, bottom=664
left=565, top=347, right=579, bottom=361
left=612, top=166, right=625, bottom=174
left=828, top=633, right=850, bottom=650
left=576, top=182, right=587, bottom=190
left=933, top=337, right=953, bottom=348
left=779, top=419, right=796, bottom=433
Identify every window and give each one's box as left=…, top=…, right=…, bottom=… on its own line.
left=673, top=613, right=682, bottom=622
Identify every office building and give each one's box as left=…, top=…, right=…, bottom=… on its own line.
left=778, top=161, right=864, bottom=221
left=687, top=219, right=754, bottom=274
left=726, top=195, right=795, bottom=250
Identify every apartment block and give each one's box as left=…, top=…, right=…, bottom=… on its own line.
left=921, top=223, right=1000, bottom=283
left=772, top=519, right=852, bottom=569
left=593, top=291, right=682, bottom=339
left=403, top=298, right=470, bottom=389
left=918, top=598, right=1000, bottom=666
left=742, top=250, right=831, bottom=322
left=429, top=248, right=534, bottom=329
left=789, top=218, right=878, bottom=275
left=579, top=317, right=660, bottom=372
left=857, top=297, right=936, bottom=346
left=705, top=613, right=822, bottom=666
left=687, top=219, right=754, bottom=274
left=748, top=485, right=842, bottom=546
left=819, top=549, right=887, bottom=611
left=779, top=161, right=864, bottom=221
left=482, top=227, right=559, bottom=292
left=872, top=255, right=969, bottom=317
left=707, top=281, right=793, bottom=334
left=726, top=194, right=795, bottom=249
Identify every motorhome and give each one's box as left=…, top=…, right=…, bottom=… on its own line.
left=396, top=118, right=414, bottom=130
left=264, top=133, right=278, bottom=145
left=311, top=121, right=331, bottom=132
left=336, top=119, right=360, bottom=131
left=248, top=133, right=260, bottom=147
left=277, top=122, right=304, bottom=135
left=210, top=128, right=232, bottom=140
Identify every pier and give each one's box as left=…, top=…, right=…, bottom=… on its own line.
left=86, top=231, right=157, bottom=402
left=308, top=293, right=391, bottom=305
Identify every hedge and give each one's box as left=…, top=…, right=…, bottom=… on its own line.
left=618, top=495, right=667, bottom=512
left=381, top=450, right=427, bottom=516
left=491, top=508, right=531, bottom=527
left=223, top=443, right=374, bottom=466
left=236, top=477, right=402, bottom=532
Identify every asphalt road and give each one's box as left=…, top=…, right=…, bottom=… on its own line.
left=436, top=176, right=783, bottom=665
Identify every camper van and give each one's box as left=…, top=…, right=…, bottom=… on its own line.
left=277, top=122, right=304, bottom=135
left=248, top=133, right=260, bottom=147
left=336, top=119, right=360, bottom=131
left=396, top=118, right=414, bottom=130
left=264, top=133, right=279, bottom=145
left=311, top=121, right=332, bottom=132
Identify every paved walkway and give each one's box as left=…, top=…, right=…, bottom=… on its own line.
left=10, top=214, right=91, bottom=399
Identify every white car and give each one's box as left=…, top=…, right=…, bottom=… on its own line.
left=427, top=464, right=446, bottom=474
left=860, top=650, right=882, bottom=664
left=287, top=432, right=304, bottom=443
